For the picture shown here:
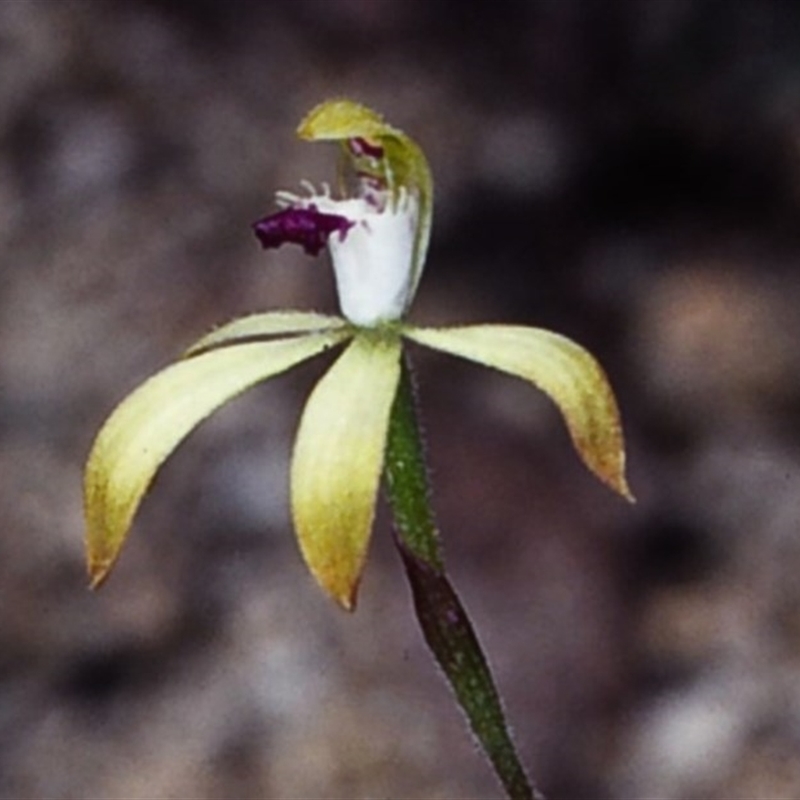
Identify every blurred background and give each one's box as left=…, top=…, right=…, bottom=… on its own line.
left=3, top=1, right=800, bottom=797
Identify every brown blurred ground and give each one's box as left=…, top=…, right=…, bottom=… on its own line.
left=3, top=1, right=800, bottom=797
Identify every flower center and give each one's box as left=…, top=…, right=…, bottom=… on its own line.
left=252, top=137, right=421, bottom=327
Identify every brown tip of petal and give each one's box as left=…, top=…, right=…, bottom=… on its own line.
left=602, top=451, right=635, bottom=503
left=617, top=476, right=636, bottom=504
left=328, top=578, right=360, bottom=612
left=306, top=561, right=363, bottom=612
left=87, top=558, right=113, bottom=590
left=581, top=427, right=635, bottom=504
left=338, top=594, right=357, bottom=613
left=611, top=440, right=636, bottom=503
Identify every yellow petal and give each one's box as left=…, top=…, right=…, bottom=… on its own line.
left=291, top=331, right=402, bottom=610
left=84, top=331, right=349, bottom=587
left=405, top=325, right=633, bottom=501
left=184, top=311, right=348, bottom=357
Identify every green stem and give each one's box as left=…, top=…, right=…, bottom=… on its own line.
left=384, top=353, right=543, bottom=800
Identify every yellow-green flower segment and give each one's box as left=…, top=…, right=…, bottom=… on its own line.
left=84, top=99, right=632, bottom=611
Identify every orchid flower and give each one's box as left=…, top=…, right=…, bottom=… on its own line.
left=84, top=99, right=633, bottom=799
left=84, top=99, right=631, bottom=612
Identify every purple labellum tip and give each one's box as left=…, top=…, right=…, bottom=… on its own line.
left=253, top=206, right=354, bottom=257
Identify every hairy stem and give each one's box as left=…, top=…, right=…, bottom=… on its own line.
left=384, top=354, right=543, bottom=800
